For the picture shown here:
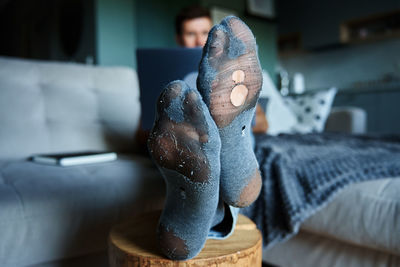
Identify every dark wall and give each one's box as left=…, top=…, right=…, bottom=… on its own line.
left=277, top=0, right=400, bottom=49
left=0, top=0, right=95, bottom=63
left=135, top=0, right=198, bottom=48
left=132, top=0, right=277, bottom=74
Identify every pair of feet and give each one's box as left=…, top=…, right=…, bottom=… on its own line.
left=148, top=16, right=263, bottom=260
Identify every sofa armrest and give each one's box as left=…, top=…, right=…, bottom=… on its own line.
left=324, top=107, right=367, bottom=134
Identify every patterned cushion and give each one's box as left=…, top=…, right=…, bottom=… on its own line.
left=260, top=70, right=337, bottom=134
left=284, top=88, right=337, bottom=133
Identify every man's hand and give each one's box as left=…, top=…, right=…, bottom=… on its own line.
left=252, top=104, right=269, bottom=134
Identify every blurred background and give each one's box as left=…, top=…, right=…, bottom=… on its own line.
left=1, top=0, right=399, bottom=133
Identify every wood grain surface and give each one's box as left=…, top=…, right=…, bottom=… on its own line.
left=109, top=210, right=262, bottom=267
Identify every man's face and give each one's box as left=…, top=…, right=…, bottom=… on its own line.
left=178, top=17, right=212, bottom=48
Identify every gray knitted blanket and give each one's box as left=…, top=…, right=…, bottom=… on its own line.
left=240, top=133, right=400, bottom=249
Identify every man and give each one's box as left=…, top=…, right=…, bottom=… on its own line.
left=175, top=5, right=268, bottom=133
left=135, top=6, right=216, bottom=154
left=175, top=5, right=213, bottom=48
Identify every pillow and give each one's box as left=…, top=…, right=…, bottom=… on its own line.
left=260, top=71, right=298, bottom=135
left=283, top=87, right=337, bottom=133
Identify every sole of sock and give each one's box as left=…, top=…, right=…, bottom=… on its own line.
left=148, top=80, right=221, bottom=260
left=197, top=16, right=262, bottom=208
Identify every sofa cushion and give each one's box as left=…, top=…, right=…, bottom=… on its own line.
left=0, top=57, right=141, bottom=159
left=302, top=178, right=400, bottom=255
left=263, top=231, right=400, bottom=267
left=283, top=87, right=337, bottom=133
left=260, top=71, right=298, bottom=135
left=0, top=155, right=165, bottom=267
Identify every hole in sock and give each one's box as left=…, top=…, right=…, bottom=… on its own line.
left=230, top=84, right=249, bottom=107
left=242, top=125, right=246, bottom=136
left=179, top=187, right=186, bottom=199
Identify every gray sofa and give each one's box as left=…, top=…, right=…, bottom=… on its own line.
left=262, top=118, right=400, bottom=265
left=263, top=178, right=400, bottom=267
left=0, top=56, right=165, bottom=267
left=1, top=56, right=398, bottom=267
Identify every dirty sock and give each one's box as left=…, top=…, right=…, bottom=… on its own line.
left=197, top=16, right=263, bottom=208
left=147, top=80, right=221, bottom=260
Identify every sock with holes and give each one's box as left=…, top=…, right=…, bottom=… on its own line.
left=197, top=16, right=263, bottom=208
left=148, top=80, right=221, bottom=260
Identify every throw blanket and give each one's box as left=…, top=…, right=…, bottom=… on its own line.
left=241, top=133, right=400, bottom=249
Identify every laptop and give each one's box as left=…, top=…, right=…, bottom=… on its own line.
left=136, top=47, right=203, bottom=130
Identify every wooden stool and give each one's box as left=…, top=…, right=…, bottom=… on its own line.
left=109, top=210, right=262, bottom=267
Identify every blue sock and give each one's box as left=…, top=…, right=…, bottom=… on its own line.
left=148, top=80, right=221, bottom=260
left=197, top=16, right=263, bottom=207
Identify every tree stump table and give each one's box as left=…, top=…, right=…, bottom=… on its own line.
left=109, top=210, right=262, bottom=267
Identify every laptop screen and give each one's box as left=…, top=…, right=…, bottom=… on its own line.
left=136, top=47, right=203, bottom=130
